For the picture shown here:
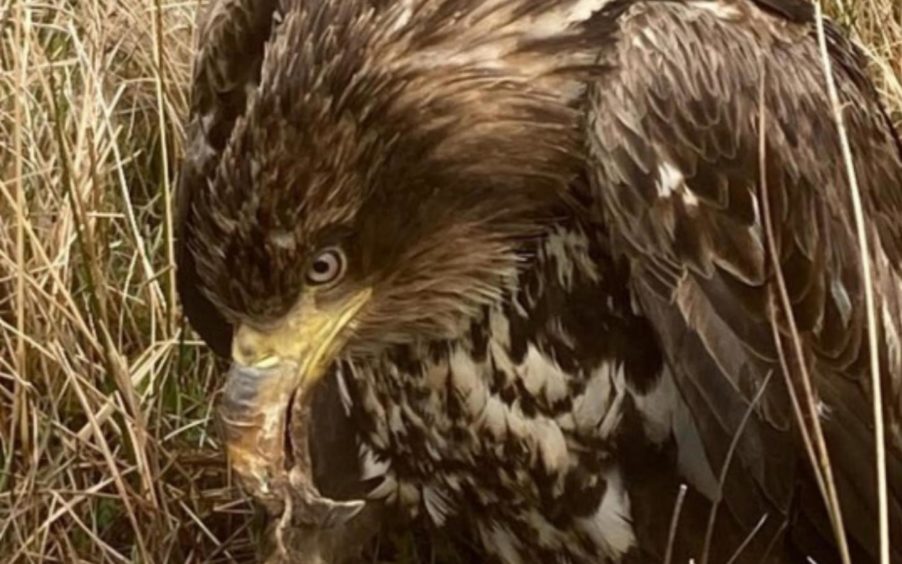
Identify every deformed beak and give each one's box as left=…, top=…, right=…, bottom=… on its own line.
left=219, top=360, right=299, bottom=498
left=216, top=290, right=371, bottom=530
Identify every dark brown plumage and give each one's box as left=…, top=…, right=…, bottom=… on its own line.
left=177, top=1, right=902, bottom=562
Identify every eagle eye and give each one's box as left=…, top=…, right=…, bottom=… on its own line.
left=306, top=247, right=346, bottom=286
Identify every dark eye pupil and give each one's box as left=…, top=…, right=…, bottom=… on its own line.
left=313, top=259, right=330, bottom=273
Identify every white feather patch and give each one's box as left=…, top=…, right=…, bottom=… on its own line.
left=367, top=474, right=398, bottom=501
left=535, top=418, right=570, bottom=475
left=543, top=227, right=601, bottom=289
left=682, top=186, right=700, bottom=208
left=520, top=345, right=564, bottom=396
left=423, top=485, right=454, bottom=526
left=573, top=362, right=614, bottom=430
left=334, top=366, right=354, bottom=416
left=525, top=0, right=613, bottom=37
left=630, top=368, right=677, bottom=444
left=360, top=445, right=390, bottom=481
left=689, top=0, right=743, bottom=20
left=489, top=305, right=512, bottom=349
left=597, top=363, right=627, bottom=439
left=575, top=468, right=636, bottom=558
left=480, top=395, right=509, bottom=439
left=656, top=161, right=684, bottom=198
left=449, top=346, right=489, bottom=417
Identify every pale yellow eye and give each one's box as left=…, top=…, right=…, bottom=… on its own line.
left=306, top=247, right=346, bottom=286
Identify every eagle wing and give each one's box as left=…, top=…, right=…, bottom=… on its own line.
left=585, top=1, right=902, bottom=559
left=176, top=0, right=280, bottom=357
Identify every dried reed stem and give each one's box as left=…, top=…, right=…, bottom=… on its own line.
left=815, top=3, right=889, bottom=563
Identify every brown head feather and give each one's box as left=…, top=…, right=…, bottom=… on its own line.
left=187, top=0, right=605, bottom=346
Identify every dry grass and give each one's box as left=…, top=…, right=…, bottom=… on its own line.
left=0, top=1, right=257, bottom=562
left=0, top=1, right=899, bottom=563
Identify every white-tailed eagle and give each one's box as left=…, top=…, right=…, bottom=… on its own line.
left=176, top=0, right=902, bottom=561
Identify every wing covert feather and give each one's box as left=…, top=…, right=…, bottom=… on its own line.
left=586, top=1, right=902, bottom=559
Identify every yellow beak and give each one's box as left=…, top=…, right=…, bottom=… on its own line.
left=217, top=288, right=371, bottom=504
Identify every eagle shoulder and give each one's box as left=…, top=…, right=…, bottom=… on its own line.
left=584, top=0, right=902, bottom=560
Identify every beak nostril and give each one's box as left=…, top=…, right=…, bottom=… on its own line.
left=232, top=343, right=258, bottom=366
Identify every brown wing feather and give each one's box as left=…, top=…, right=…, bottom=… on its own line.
left=587, top=1, right=902, bottom=560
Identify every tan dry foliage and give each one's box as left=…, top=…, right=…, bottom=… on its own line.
left=0, top=0, right=899, bottom=563
left=0, top=1, right=256, bottom=562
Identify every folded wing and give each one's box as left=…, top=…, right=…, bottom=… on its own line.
left=585, top=1, right=902, bottom=560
